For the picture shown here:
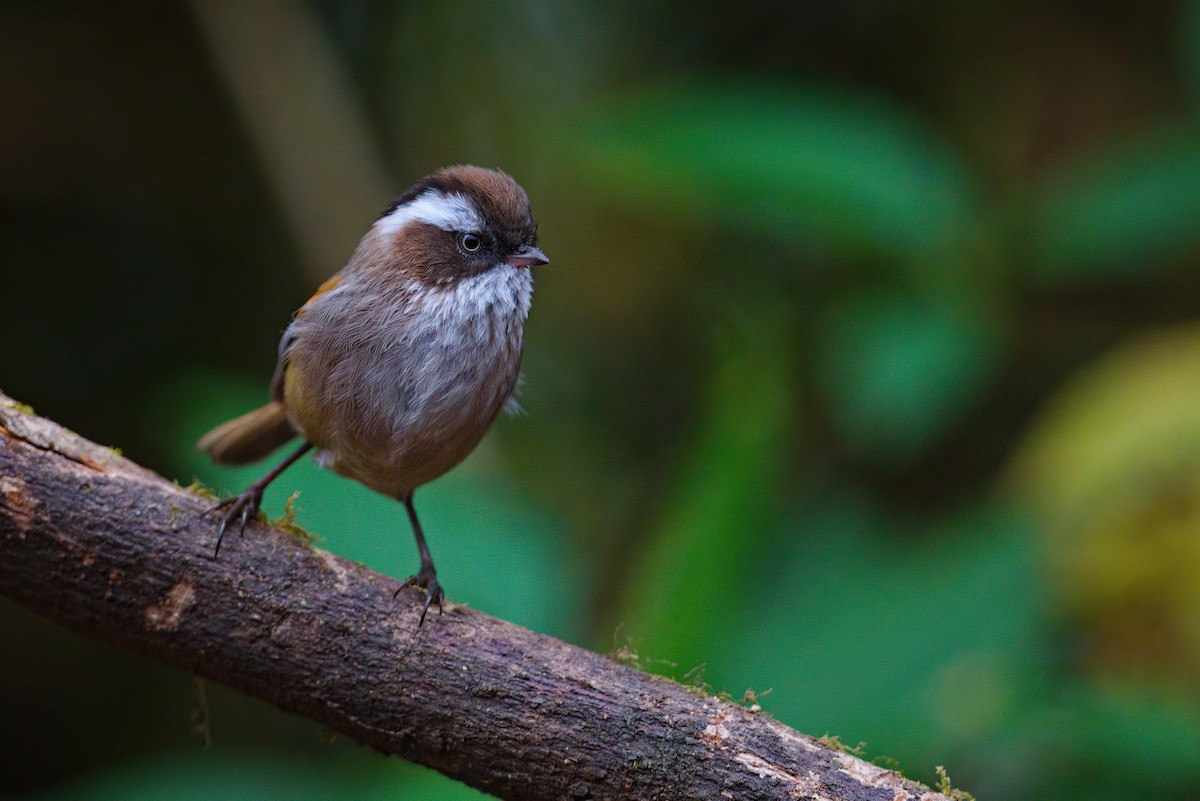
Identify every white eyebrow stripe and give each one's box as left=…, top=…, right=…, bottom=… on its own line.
left=374, top=190, right=483, bottom=236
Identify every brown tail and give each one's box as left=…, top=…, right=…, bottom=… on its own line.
left=197, top=401, right=297, bottom=465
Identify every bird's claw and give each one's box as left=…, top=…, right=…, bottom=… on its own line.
left=203, top=487, right=264, bottom=558
left=396, top=569, right=444, bottom=626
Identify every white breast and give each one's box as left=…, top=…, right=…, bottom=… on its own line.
left=296, top=263, right=534, bottom=496
left=389, top=264, right=532, bottom=433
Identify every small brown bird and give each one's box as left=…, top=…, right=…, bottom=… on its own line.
left=198, top=165, right=548, bottom=624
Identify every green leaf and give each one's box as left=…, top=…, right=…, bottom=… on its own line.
left=1023, top=124, right=1200, bottom=286
left=574, top=81, right=981, bottom=273
left=616, top=310, right=797, bottom=665
left=1049, top=681, right=1200, bottom=786
left=815, top=290, right=1003, bottom=464
left=701, top=496, right=1044, bottom=774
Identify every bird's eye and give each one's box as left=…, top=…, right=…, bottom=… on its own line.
left=459, top=232, right=483, bottom=253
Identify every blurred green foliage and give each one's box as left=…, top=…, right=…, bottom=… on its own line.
left=4, top=2, right=1200, bottom=800
left=1025, top=125, right=1200, bottom=285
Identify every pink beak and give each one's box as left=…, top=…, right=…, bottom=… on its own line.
left=506, top=245, right=550, bottom=268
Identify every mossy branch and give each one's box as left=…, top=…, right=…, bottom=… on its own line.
left=0, top=390, right=949, bottom=801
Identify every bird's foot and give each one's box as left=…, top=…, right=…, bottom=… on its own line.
left=203, top=486, right=264, bottom=558
left=396, top=568, right=444, bottom=626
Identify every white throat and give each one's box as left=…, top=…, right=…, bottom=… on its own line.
left=414, top=264, right=533, bottom=328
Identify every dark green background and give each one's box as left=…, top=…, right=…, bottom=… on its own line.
left=4, top=2, right=1200, bottom=799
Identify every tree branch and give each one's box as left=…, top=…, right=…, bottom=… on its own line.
left=0, top=390, right=948, bottom=801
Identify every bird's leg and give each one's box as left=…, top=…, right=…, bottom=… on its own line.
left=205, top=442, right=313, bottom=558
left=395, top=491, right=444, bottom=625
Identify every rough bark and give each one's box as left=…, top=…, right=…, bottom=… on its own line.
left=0, top=391, right=949, bottom=801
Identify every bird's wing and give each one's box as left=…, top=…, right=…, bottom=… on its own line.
left=269, top=272, right=344, bottom=403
